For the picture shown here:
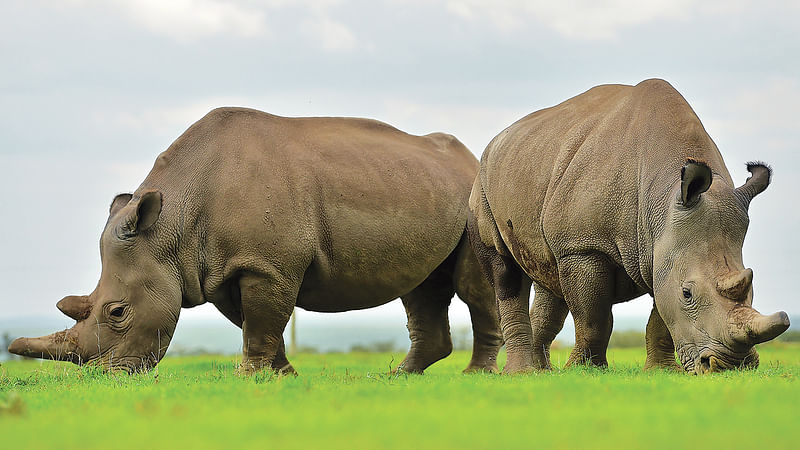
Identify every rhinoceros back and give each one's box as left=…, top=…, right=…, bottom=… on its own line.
left=139, top=107, right=478, bottom=312
left=479, top=79, right=731, bottom=294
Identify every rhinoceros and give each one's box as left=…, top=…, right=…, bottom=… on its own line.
left=468, top=79, right=789, bottom=374
left=9, top=107, right=502, bottom=374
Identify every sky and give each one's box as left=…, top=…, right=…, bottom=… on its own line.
left=1, top=0, right=798, bottom=332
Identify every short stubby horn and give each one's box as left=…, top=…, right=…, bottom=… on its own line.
left=7, top=329, right=83, bottom=363
left=729, top=308, right=790, bottom=346
left=57, top=295, right=92, bottom=321
left=716, top=268, right=753, bottom=301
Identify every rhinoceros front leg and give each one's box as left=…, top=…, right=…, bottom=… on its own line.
left=271, top=337, right=297, bottom=375
left=530, top=282, right=569, bottom=370
left=643, top=303, right=681, bottom=371
left=238, top=272, right=298, bottom=375
left=558, top=253, right=614, bottom=368
left=214, top=297, right=297, bottom=374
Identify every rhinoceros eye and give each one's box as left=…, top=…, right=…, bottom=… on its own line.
left=110, top=306, right=125, bottom=318
left=682, top=287, right=692, bottom=299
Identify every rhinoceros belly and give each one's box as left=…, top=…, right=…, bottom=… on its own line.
left=294, top=200, right=463, bottom=312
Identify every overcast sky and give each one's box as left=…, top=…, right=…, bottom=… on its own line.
left=1, top=0, right=798, bottom=330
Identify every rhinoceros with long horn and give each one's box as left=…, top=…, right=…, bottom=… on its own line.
left=9, top=108, right=503, bottom=374
left=468, top=79, right=789, bottom=374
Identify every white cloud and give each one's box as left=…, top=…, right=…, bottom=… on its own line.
left=446, top=0, right=693, bottom=39
left=90, top=96, right=254, bottom=136
left=110, top=0, right=267, bottom=41
left=720, top=76, right=800, bottom=137
left=68, top=0, right=361, bottom=49
left=301, top=16, right=358, bottom=52
left=701, top=76, right=800, bottom=165
left=377, top=98, right=527, bottom=158
left=3, top=0, right=799, bottom=321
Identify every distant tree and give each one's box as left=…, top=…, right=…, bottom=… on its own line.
left=777, top=330, right=800, bottom=342
left=1, top=332, right=16, bottom=360
left=451, top=325, right=471, bottom=351
left=349, top=340, right=400, bottom=353
left=608, top=330, right=645, bottom=348
left=296, top=345, right=319, bottom=354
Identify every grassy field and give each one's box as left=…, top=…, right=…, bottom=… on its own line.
left=2, top=344, right=799, bottom=449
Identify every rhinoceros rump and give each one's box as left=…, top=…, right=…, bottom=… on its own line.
left=468, top=79, right=789, bottom=374
left=9, top=108, right=503, bottom=374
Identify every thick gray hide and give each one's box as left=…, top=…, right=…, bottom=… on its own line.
left=468, top=79, right=789, bottom=374
left=10, top=108, right=502, bottom=374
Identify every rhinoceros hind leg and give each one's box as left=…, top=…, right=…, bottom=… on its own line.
left=558, top=253, right=614, bottom=368
left=398, top=263, right=455, bottom=374
left=238, top=271, right=298, bottom=375
left=452, top=236, right=503, bottom=373
left=467, top=191, right=535, bottom=374
left=643, top=303, right=681, bottom=371
left=468, top=237, right=534, bottom=374
left=530, top=283, right=569, bottom=370
left=492, top=264, right=534, bottom=374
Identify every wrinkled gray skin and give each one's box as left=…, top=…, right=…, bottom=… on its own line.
left=468, top=79, right=790, bottom=374
left=9, top=107, right=503, bottom=374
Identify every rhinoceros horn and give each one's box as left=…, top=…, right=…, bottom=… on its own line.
left=7, top=328, right=83, bottom=363
left=716, top=268, right=753, bottom=301
left=729, top=307, right=790, bottom=346
left=57, top=295, right=92, bottom=321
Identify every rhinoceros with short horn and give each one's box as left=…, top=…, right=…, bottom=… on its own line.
left=9, top=107, right=502, bottom=374
left=468, top=79, right=789, bottom=374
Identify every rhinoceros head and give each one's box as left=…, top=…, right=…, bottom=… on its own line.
left=653, top=160, right=789, bottom=374
left=8, top=190, right=181, bottom=372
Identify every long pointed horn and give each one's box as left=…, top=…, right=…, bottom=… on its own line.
left=7, top=329, right=83, bottom=363
left=716, top=268, right=753, bottom=301
left=729, top=308, right=790, bottom=346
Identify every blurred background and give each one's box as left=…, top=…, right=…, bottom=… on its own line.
left=1, top=0, right=798, bottom=358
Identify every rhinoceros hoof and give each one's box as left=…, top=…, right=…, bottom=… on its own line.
left=274, top=363, right=298, bottom=376
left=462, top=362, right=499, bottom=374
left=502, top=362, right=537, bottom=374
left=643, top=359, right=682, bottom=372
left=392, top=361, right=425, bottom=375
left=236, top=359, right=273, bottom=376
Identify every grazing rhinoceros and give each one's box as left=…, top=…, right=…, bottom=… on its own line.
left=9, top=107, right=502, bottom=374
left=468, top=79, right=789, bottom=374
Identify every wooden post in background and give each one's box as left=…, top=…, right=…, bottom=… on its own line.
left=289, top=308, right=297, bottom=356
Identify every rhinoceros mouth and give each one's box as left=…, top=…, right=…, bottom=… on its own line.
left=111, top=359, right=152, bottom=373
left=694, top=350, right=758, bottom=374
left=84, top=353, right=158, bottom=373
left=677, top=342, right=758, bottom=374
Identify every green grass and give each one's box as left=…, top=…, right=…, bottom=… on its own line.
left=2, top=345, right=799, bottom=449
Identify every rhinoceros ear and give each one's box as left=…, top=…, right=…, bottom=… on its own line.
left=109, top=193, right=133, bottom=218
left=681, top=159, right=712, bottom=207
left=118, top=190, right=162, bottom=237
left=735, top=162, right=771, bottom=207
